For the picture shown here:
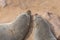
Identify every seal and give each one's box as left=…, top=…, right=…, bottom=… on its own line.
left=0, top=10, right=31, bottom=40
left=33, top=14, right=57, bottom=40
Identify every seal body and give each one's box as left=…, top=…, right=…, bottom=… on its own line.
left=0, top=12, right=31, bottom=40
left=34, top=14, right=57, bottom=40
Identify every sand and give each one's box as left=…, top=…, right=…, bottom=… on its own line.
left=0, top=0, right=60, bottom=40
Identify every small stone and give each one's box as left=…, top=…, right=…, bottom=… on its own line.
left=0, top=0, right=7, bottom=8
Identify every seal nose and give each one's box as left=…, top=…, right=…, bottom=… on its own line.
left=35, top=14, right=38, bottom=16
left=26, top=10, right=31, bottom=15
left=34, top=13, right=41, bottom=18
left=34, top=13, right=44, bottom=21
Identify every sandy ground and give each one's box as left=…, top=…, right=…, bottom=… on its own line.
left=0, top=0, right=60, bottom=40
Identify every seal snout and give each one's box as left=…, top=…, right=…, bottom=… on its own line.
left=35, top=14, right=42, bottom=19
left=33, top=13, right=44, bottom=22
left=35, top=14, right=38, bottom=16
left=26, top=10, right=31, bottom=15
